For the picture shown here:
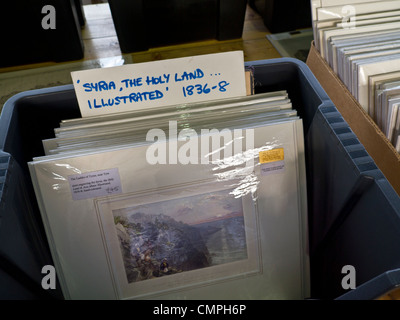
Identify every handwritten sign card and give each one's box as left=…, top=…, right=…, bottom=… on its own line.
left=71, top=51, right=247, bottom=118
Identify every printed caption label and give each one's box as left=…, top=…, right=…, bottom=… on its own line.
left=68, top=168, right=122, bottom=200
left=259, top=148, right=285, bottom=176
left=71, top=51, right=247, bottom=117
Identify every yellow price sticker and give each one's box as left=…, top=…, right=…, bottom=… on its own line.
left=259, top=148, right=284, bottom=164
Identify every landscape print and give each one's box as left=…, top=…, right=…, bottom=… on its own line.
left=112, top=189, right=247, bottom=284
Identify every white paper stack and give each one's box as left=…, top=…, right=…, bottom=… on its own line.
left=311, top=0, right=400, bottom=151
left=28, top=91, right=309, bottom=300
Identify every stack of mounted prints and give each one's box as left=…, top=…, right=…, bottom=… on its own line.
left=29, top=89, right=309, bottom=299
left=312, top=0, right=400, bottom=152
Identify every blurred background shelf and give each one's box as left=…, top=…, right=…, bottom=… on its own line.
left=0, top=1, right=290, bottom=115
left=0, top=1, right=282, bottom=73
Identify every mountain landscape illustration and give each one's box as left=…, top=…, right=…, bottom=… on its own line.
left=114, top=211, right=247, bottom=283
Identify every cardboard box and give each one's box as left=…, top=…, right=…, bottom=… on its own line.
left=306, top=41, right=400, bottom=197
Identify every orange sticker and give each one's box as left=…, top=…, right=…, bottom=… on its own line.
left=259, top=148, right=284, bottom=164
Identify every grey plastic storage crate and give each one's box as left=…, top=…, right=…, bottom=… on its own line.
left=1, top=58, right=399, bottom=299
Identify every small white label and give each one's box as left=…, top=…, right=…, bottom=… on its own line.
left=68, top=168, right=122, bottom=200
left=260, top=160, right=285, bottom=176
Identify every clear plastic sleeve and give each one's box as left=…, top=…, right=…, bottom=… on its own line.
left=28, top=92, right=309, bottom=300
